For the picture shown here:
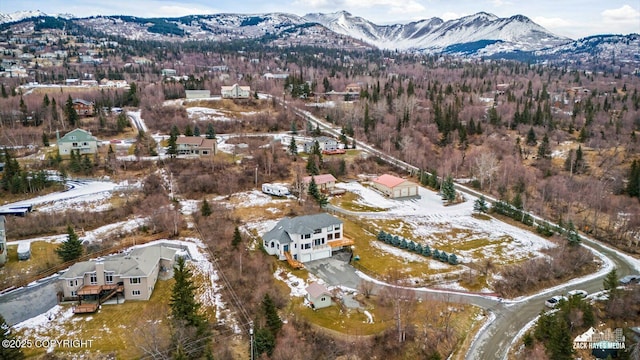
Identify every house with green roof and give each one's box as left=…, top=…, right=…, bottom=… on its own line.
left=57, top=128, right=99, bottom=156
left=262, top=213, right=352, bottom=265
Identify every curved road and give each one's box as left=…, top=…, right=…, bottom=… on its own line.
left=285, top=98, right=640, bottom=359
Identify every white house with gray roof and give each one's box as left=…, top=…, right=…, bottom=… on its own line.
left=59, top=244, right=178, bottom=307
left=262, top=213, right=349, bottom=264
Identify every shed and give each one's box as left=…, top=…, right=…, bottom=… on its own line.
left=185, top=90, right=211, bottom=99
left=305, top=282, right=332, bottom=309
left=372, top=174, right=419, bottom=198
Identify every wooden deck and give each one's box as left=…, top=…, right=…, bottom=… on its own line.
left=77, top=284, right=119, bottom=295
left=328, top=236, right=355, bottom=248
left=284, top=251, right=304, bottom=269
left=73, top=303, right=99, bottom=314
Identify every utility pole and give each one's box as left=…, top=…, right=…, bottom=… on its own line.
left=249, top=323, right=254, bottom=360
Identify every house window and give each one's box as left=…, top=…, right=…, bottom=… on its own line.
left=72, top=142, right=78, bottom=147
left=334, top=232, right=340, bottom=239
left=130, top=277, right=141, bottom=284
left=314, top=239, right=321, bottom=246
left=328, top=233, right=333, bottom=240
left=270, top=242, right=274, bottom=248
left=71, top=291, right=77, bottom=297
left=304, top=243, right=311, bottom=250
left=70, top=136, right=76, bottom=140
left=334, top=224, right=341, bottom=230
left=313, top=229, right=321, bottom=234
left=89, top=273, right=97, bottom=285
left=105, top=273, right=114, bottom=284
left=300, top=235, right=304, bottom=239
left=83, top=142, right=88, bottom=146
left=68, top=280, right=77, bottom=287
left=304, top=234, right=311, bottom=239
left=132, top=290, right=141, bottom=296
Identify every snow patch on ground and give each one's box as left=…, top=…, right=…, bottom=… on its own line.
left=186, top=107, right=235, bottom=122
left=364, top=310, right=374, bottom=324
left=274, top=268, right=322, bottom=297
left=14, top=305, right=74, bottom=336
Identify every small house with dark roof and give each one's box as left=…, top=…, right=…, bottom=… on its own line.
left=262, top=213, right=351, bottom=264
left=306, top=282, right=332, bottom=309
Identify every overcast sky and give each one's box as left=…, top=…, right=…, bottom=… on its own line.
left=1, top=0, right=639, bottom=39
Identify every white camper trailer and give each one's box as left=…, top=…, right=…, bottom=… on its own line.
left=262, top=183, right=290, bottom=197
left=17, top=242, right=31, bottom=260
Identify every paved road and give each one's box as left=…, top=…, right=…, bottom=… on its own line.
left=0, top=276, right=60, bottom=326
left=286, top=99, right=640, bottom=359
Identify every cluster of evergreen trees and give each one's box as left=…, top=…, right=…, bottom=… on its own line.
left=627, top=159, right=640, bottom=199
left=492, top=200, right=535, bottom=226
left=1, top=149, right=54, bottom=194
left=376, top=230, right=458, bottom=265
left=254, top=294, right=283, bottom=357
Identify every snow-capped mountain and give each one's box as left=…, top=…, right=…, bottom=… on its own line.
left=534, top=34, right=640, bottom=62
left=0, top=10, right=48, bottom=24
left=303, top=11, right=571, bottom=53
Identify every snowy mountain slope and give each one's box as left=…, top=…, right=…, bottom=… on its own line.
left=0, top=10, right=73, bottom=24
left=303, top=11, right=571, bottom=52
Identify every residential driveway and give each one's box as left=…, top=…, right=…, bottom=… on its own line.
left=305, top=252, right=362, bottom=290
left=0, top=276, right=60, bottom=326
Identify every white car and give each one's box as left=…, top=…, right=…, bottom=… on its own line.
left=545, top=295, right=568, bottom=308
left=567, top=289, right=588, bottom=298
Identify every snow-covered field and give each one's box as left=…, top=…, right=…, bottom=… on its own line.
left=186, top=106, right=235, bottom=122
left=336, top=181, right=555, bottom=264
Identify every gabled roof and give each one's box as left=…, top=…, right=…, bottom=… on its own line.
left=176, top=136, right=205, bottom=146
left=60, top=245, right=178, bottom=279
left=72, top=99, right=93, bottom=106
left=221, top=83, right=250, bottom=91
left=302, top=174, right=337, bottom=185
left=263, top=213, right=342, bottom=244
left=372, top=174, right=410, bottom=188
left=306, top=282, right=331, bottom=298
left=315, top=136, right=337, bottom=143
left=58, top=128, right=98, bottom=143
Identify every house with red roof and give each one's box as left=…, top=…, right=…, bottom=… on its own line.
left=372, top=174, right=419, bottom=198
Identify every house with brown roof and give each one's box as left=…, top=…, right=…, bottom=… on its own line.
left=372, top=174, right=419, bottom=198
left=302, top=174, right=337, bottom=192
left=306, top=282, right=332, bottom=309
left=176, top=136, right=217, bottom=156
left=72, top=99, right=94, bottom=116
left=345, top=83, right=362, bottom=93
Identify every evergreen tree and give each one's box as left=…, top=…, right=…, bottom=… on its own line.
left=200, top=199, right=212, bottom=217
left=537, top=133, right=551, bottom=159
left=288, top=137, right=298, bottom=155
left=448, top=254, right=458, bottom=265
left=193, top=125, right=201, bottom=137
left=626, top=159, right=640, bottom=198
left=0, top=314, right=25, bottom=360
left=184, top=124, right=193, bottom=137
left=306, top=155, right=319, bottom=175
left=0, top=84, right=7, bottom=98
left=170, top=257, right=206, bottom=330
left=473, top=195, right=489, bottom=213
left=231, top=227, right=242, bottom=249
left=441, top=176, right=456, bottom=203
left=307, top=177, right=327, bottom=207
left=1, top=149, right=21, bottom=192
left=205, top=123, right=216, bottom=139
left=290, top=121, right=297, bottom=135
left=547, top=317, right=573, bottom=360
left=55, top=225, right=83, bottom=262
left=42, top=132, right=50, bottom=147
left=574, top=145, right=584, bottom=173
left=603, top=269, right=619, bottom=299
left=525, top=127, right=537, bottom=146
left=64, top=95, right=79, bottom=127
left=262, top=293, right=282, bottom=335
left=422, top=245, right=431, bottom=257
left=254, top=327, right=276, bottom=357
left=168, top=125, right=179, bottom=158
left=565, top=221, right=581, bottom=246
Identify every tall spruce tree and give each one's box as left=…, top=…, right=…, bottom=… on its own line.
left=200, top=198, right=212, bottom=217
left=231, top=227, right=242, bottom=249
left=441, top=176, right=456, bottom=203
left=627, top=159, right=640, bottom=198
left=64, top=95, right=79, bottom=127
left=170, top=256, right=206, bottom=330
left=206, top=123, right=216, bottom=139
left=473, top=195, right=489, bottom=213
left=288, top=137, right=298, bottom=156
left=55, top=225, right=83, bottom=262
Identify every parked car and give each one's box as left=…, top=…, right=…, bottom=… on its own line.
left=545, top=295, right=568, bottom=308
left=567, top=289, right=588, bottom=298
left=619, top=275, right=640, bottom=285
